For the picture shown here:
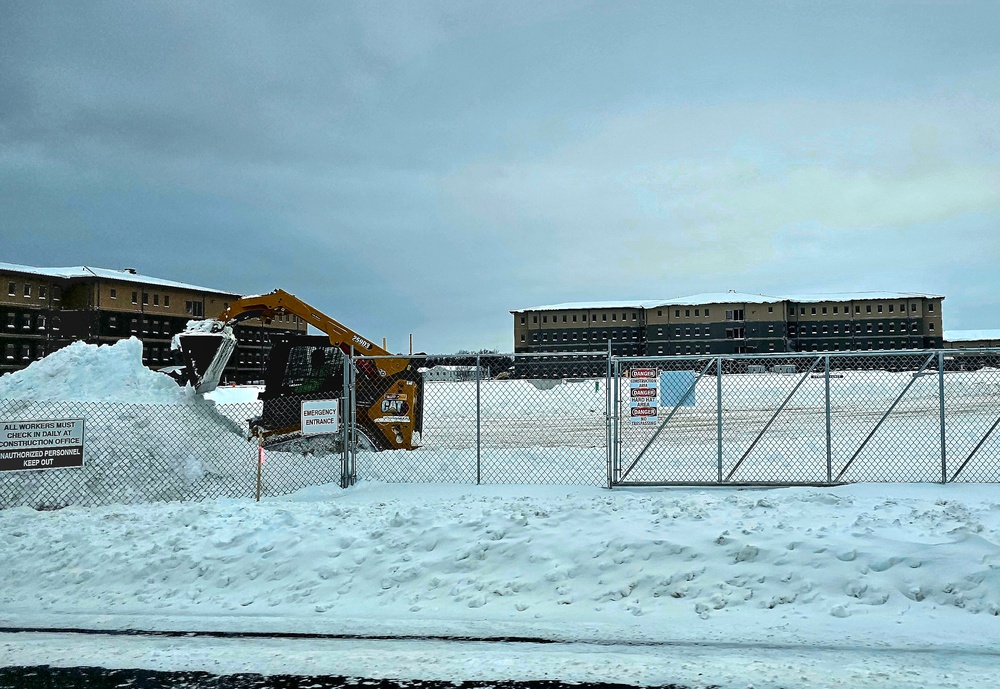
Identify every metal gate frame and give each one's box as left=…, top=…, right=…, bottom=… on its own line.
left=609, top=349, right=1000, bottom=487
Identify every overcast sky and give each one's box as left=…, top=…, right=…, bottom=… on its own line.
left=2, top=1, right=998, bottom=352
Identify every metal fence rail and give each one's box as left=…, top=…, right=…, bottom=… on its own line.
left=2, top=349, right=999, bottom=510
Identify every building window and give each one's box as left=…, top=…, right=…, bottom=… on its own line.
left=855, top=305, right=860, bottom=313
left=110, top=288, right=117, bottom=299
left=705, top=309, right=710, bottom=317
left=911, top=304, right=917, bottom=312
left=888, top=304, right=894, bottom=313
left=132, top=291, right=138, bottom=304
left=4, top=343, right=13, bottom=360
left=929, top=322, right=935, bottom=331
left=6, top=313, right=14, bottom=329
left=866, top=305, right=872, bottom=313
left=675, top=310, right=680, bottom=317
left=37, top=314, right=45, bottom=330
left=611, top=314, right=616, bottom=322
left=811, top=307, right=816, bottom=315
left=572, top=315, right=577, bottom=322
left=822, top=307, right=827, bottom=314
left=768, top=306, right=773, bottom=313
left=800, top=307, right=805, bottom=315
left=542, top=315, right=547, bottom=323
left=685, top=309, right=690, bottom=317
left=602, top=314, right=607, bottom=322
left=142, top=292, right=149, bottom=305
left=695, top=309, right=700, bottom=316
left=520, top=316, right=525, bottom=325
left=867, top=323, right=873, bottom=333
left=532, top=315, right=537, bottom=324
left=38, top=286, right=47, bottom=299
left=768, top=324, right=774, bottom=333
left=685, top=327, right=691, bottom=336
left=154, top=294, right=160, bottom=306
left=833, top=306, right=838, bottom=314
left=164, top=295, right=169, bottom=307
left=6, top=282, right=14, bottom=296
left=878, top=304, right=883, bottom=313
left=23, top=284, right=31, bottom=297
left=928, top=302, right=935, bottom=312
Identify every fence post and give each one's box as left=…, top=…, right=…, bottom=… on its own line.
left=606, top=346, right=613, bottom=488
left=476, top=354, right=482, bottom=486
left=341, top=352, right=351, bottom=489
left=939, top=350, right=947, bottom=484
left=825, top=354, right=832, bottom=484
left=717, top=356, right=723, bottom=483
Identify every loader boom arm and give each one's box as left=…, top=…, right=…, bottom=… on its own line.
left=219, top=289, right=391, bottom=357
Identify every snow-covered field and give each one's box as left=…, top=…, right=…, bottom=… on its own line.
left=2, top=482, right=1000, bottom=687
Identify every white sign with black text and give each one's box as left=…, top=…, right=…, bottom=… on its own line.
left=300, top=399, right=340, bottom=435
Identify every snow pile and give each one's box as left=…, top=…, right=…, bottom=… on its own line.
left=2, top=482, right=1000, bottom=687
left=0, top=338, right=195, bottom=403
left=0, top=338, right=262, bottom=508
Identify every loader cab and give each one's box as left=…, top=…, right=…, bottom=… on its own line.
left=261, top=334, right=346, bottom=399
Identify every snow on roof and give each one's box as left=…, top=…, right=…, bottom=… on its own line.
left=510, top=300, right=664, bottom=314
left=944, top=329, right=1000, bottom=342
left=653, top=292, right=783, bottom=306
left=514, top=291, right=945, bottom=312
left=0, top=262, right=239, bottom=296
left=780, top=291, right=944, bottom=303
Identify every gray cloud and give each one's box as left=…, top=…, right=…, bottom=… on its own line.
left=2, top=1, right=999, bottom=351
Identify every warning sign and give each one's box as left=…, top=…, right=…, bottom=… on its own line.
left=628, top=369, right=659, bottom=425
left=0, top=418, right=85, bottom=472
left=301, top=399, right=340, bottom=435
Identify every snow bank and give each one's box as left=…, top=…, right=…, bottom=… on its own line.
left=0, top=338, right=196, bottom=403
left=2, top=483, right=1000, bottom=687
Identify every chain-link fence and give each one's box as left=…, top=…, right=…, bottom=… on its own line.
left=611, top=350, right=1000, bottom=486
left=352, top=353, right=609, bottom=486
left=3, top=349, right=999, bottom=510
left=0, top=396, right=345, bottom=510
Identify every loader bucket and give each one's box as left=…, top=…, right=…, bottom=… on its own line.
left=174, top=327, right=237, bottom=393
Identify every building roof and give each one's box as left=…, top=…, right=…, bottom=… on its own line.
left=780, top=291, right=944, bottom=304
left=510, top=300, right=664, bottom=314
left=513, top=291, right=945, bottom=313
left=944, top=329, right=1000, bottom=342
left=0, top=262, right=239, bottom=296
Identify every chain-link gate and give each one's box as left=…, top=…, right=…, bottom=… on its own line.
left=610, top=350, right=1000, bottom=486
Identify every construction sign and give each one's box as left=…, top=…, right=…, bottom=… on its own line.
left=628, top=369, right=659, bottom=425
left=0, top=418, right=86, bottom=472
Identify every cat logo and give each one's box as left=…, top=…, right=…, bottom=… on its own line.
left=381, top=399, right=406, bottom=414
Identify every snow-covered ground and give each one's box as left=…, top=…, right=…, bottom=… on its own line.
left=2, top=341, right=1000, bottom=686
left=2, top=481, right=1000, bottom=687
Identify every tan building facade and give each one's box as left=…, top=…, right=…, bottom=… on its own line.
left=0, top=263, right=306, bottom=382
left=512, top=291, right=945, bottom=359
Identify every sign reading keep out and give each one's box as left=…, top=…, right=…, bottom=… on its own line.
left=301, top=399, right=340, bottom=435
left=0, top=418, right=86, bottom=472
